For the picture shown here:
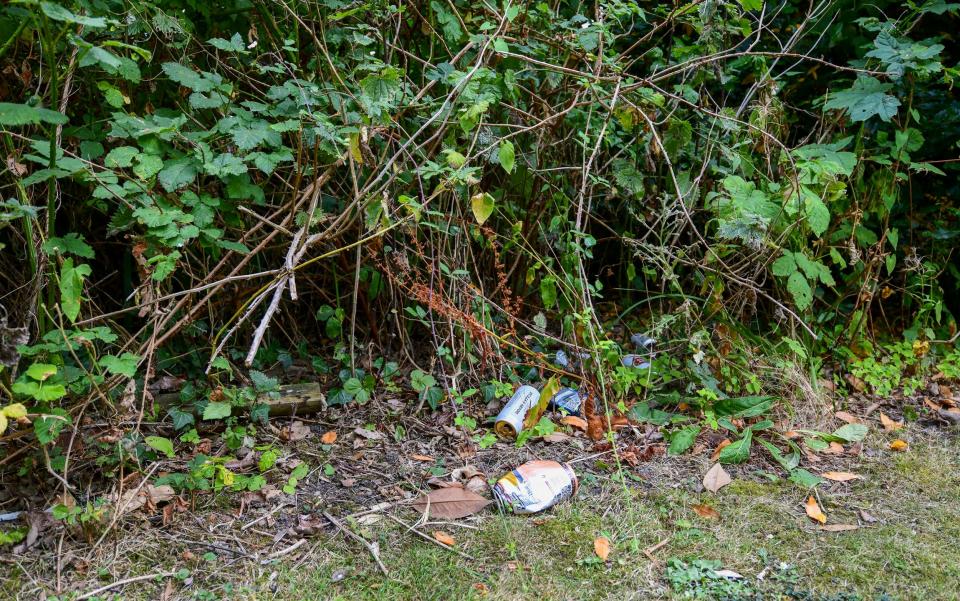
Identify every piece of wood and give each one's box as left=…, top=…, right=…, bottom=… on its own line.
left=154, top=383, right=327, bottom=417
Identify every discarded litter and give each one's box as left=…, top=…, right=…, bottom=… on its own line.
left=493, top=460, right=578, bottom=514
left=622, top=334, right=655, bottom=368
left=554, top=349, right=591, bottom=369
left=494, top=385, right=541, bottom=439
left=631, top=333, right=655, bottom=350
left=620, top=354, right=651, bottom=368
left=548, top=387, right=583, bottom=416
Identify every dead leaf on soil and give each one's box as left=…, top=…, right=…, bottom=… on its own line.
left=283, top=420, right=313, bottom=441
left=824, top=442, right=845, bottom=455
left=821, top=471, right=861, bottom=482
left=410, top=454, right=434, bottom=462
left=593, top=536, right=611, bottom=560
left=703, top=463, right=732, bottom=493
left=353, top=427, right=385, bottom=440
left=859, top=509, right=879, bottom=523
left=834, top=411, right=860, bottom=424
left=890, top=439, right=908, bottom=452
left=320, top=430, right=338, bottom=444
left=691, top=504, right=720, bottom=520
left=879, top=412, right=904, bottom=432
left=710, top=439, right=731, bottom=462
left=433, top=531, right=456, bottom=546
left=820, top=524, right=858, bottom=532
left=411, top=486, right=491, bottom=519
left=805, top=496, right=827, bottom=524
left=845, top=374, right=866, bottom=392
left=543, top=432, right=572, bottom=443
left=560, top=415, right=588, bottom=431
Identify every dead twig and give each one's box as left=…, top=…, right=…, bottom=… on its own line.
left=76, top=571, right=177, bottom=600
left=323, top=511, right=389, bottom=576
left=385, top=513, right=475, bottom=560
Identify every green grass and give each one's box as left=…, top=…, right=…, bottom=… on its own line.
left=7, top=431, right=960, bottom=600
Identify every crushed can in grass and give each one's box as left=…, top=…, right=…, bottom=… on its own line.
left=548, top=387, right=583, bottom=416
left=620, top=354, right=651, bottom=369
left=493, top=460, right=578, bottom=514
left=494, top=385, right=541, bottom=439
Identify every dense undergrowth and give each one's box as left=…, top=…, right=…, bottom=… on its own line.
left=1, top=0, right=960, bottom=542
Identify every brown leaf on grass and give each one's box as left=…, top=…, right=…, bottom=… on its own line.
left=691, top=504, right=720, bottom=520
left=411, top=486, right=491, bottom=519
left=805, top=496, right=827, bottom=524
left=320, top=430, right=338, bottom=444
left=593, top=536, right=611, bottom=560
left=880, top=412, right=904, bottom=432
left=410, top=454, right=434, bottom=462
left=821, top=471, right=862, bottom=482
left=890, top=439, right=909, bottom=452
left=433, top=531, right=456, bottom=546
left=859, top=509, right=879, bottom=523
left=703, top=463, right=732, bottom=493
left=560, top=415, right=588, bottom=431
left=824, top=442, right=845, bottom=455
left=835, top=411, right=860, bottom=424
left=820, top=524, right=858, bottom=532
left=710, top=439, right=732, bottom=462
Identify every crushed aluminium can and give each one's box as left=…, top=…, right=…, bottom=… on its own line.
left=493, top=460, right=578, bottom=514
left=548, top=387, right=583, bottom=416
left=620, top=354, right=651, bottom=368
left=494, top=385, right=540, bottom=439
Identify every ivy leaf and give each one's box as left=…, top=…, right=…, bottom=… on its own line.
left=498, top=140, right=515, bottom=174
left=786, top=271, right=812, bottom=311
left=0, top=103, right=69, bottom=126
left=203, top=401, right=232, bottom=420
left=100, top=353, right=141, bottom=378
left=60, top=258, right=91, bottom=323
left=145, top=436, right=175, bottom=458
left=43, top=233, right=94, bottom=259
left=470, top=192, right=495, bottom=225
left=824, top=77, right=901, bottom=122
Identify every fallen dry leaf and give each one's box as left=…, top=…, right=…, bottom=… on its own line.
left=410, top=454, right=434, bottom=462
left=710, top=439, right=732, bottom=462
left=353, top=427, right=385, bottom=440
left=320, top=430, right=338, bottom=444
left=784, top=430, right=801, bottom=439
left=411, top=486, right=491, bottom=519
left=593, top=536, right=611, bottom=561
left=560, top=415, right=588, bottom=431
left=890, top=439, right=908, bottom=452
left=433, top=531, right=456, bottom=546
left=880, top=412, right=904, bottom=432
left=859, top=509, right=879, bottom=523
left=845, top=373, right=866, bottom=392
left=821, top=471, right=861, bottom=482
left=834, top=411, right=860, bottom=424
left=543, top=432, right=572, bottom=443
left=825, top=442, right=845, bottom=455
left=283, top=420, right=313, bottom=441
left=703, top=463, right=732, bottom=493
left=691, top=503, right=720, bottom=520
left=820, top=524, right=858, bottom=532
left=805, top=496, right=827, bottom=524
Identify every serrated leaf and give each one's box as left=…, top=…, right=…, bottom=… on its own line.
left=162, top=62, right=216, bottom=92
left=771, top=254, right=796, bottom=277
left=145, top=436, right=175, bottom=458
left=470, top=192, right=495, bottom=225
left=824, top=77, right=900, bottom=122
left=805, top=194, right=830, bottom=237
left=0, top=103, right=69, bottom=126
left=789, top=468, right=825, bottom=488
left=787, top=271, right=812, bottom=311
left=133, top=155, right=164, bottom=180
left=100, top=353, right=141, bottom=378
left=43, top=233, right=94, bottom=259
left=105, top=146, right=138, bottom=168
left=158, top=159, right=198, bottom=192
left=34, top=410, right=71, bottom=444
left=60, top=258, right=91, bottom=323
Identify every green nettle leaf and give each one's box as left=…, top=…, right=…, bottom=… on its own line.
left=162, top=62, right=217, bottom=92
left=498, top=140, right=515, bottom=174
left=60, top=258, right=91, bottom=323
left=133, top=155, right=164, bottom=180
left=718, top=430, right=753, bottom=464
left=663, top=119, right=693, bottom=159
left=771, top=253, right=796, bottom=277
left=145, top=436, right=175, bottom=458
left=612, top=159, right=645, bottom=198
left=540, top=277, right=558, bottom=310
left=43, top=233, right=94, bottom=259
left=100, top=353, right=141, bottom=378
left=104, top=146, right=138, bottom=168
left=668, top=425, right=701, bottom=455
left=0, top=103, right=69, bottom=126
left=824, top=77, right=901, bottom=122
left=203, top=401, right=232, bottom=420
left=804, top=194, right=831, bottom=237
left=786, top=271, right=812, bottom=311
left=158, top=159, right=198, bottom=192
left=470, top=192, right=495, bottom=225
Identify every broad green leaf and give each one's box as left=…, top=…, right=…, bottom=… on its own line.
left=60, top=259, right=91, bottom=323
left=540, top=276, right=557, bottom=310
left=832, top=423, right=868, bottom=442
left=34, top=410, right=71, bottom=444
left=26, top=363, right=57, bottom=381
left=40, top=2, right=108, bottom=27
left=786, top=271, right=812, bottom=311
left=162, top=62, right=217, bottom=92
left=668, top=425, right=700, bottom=455
left=771, top=253, right=796, bottom=277
left=714, top=396, right=774, bottom=418
left=498, top=140, right=515, bottom=174
left=718, top=430, right=753, bottom=464
left=100, top=353, right=141, bottom=378
left=104, top=146, right=138, bottom=168
left=133, top=155, right=164, bottom=180
left=789, top=468, right=825, bottom=488
left=805, top=194, right=830, bottom=237
left=203, top=401, right=232, bottom=420
left=145, top=436, right=175, bottom=458
left=0, top=103, right=68, bottom=126
left=158, top=159, right=198, bottom=192
left=470, top=192, right=495, bottom=225
left=43, top=233, right=94, bottom=259
left=824, top=77, right=900, bottom=122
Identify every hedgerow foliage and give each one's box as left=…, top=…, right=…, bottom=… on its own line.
left=0, top=0, right=958, bottom=469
